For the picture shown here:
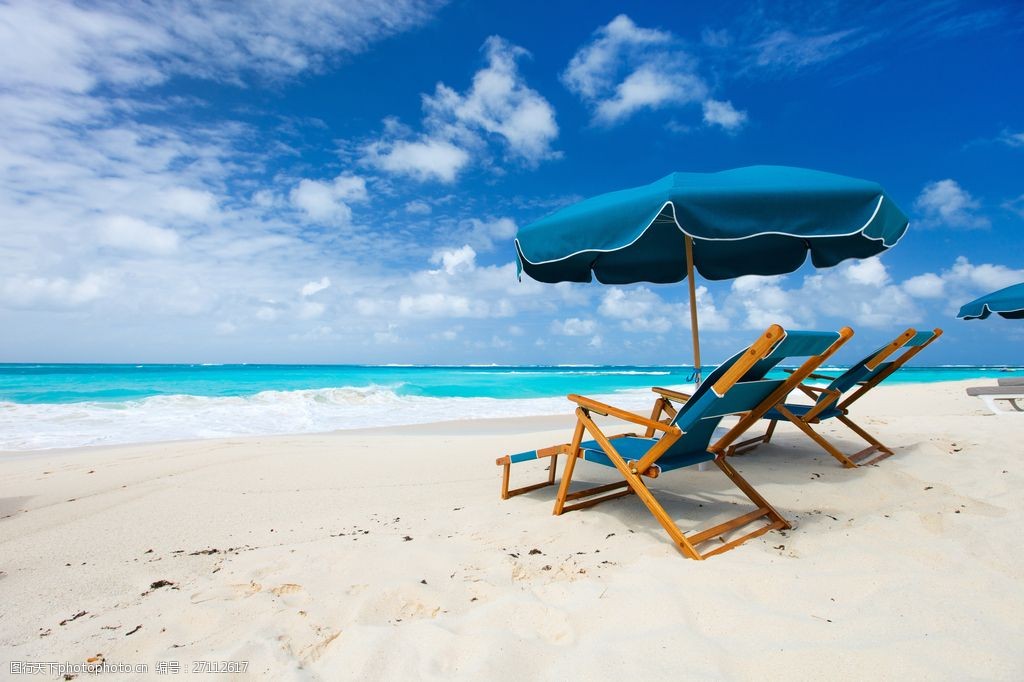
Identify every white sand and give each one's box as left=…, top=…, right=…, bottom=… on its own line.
left=1, top=380, right=1022, bottom=680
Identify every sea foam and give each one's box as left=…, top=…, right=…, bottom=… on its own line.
left=0, top=385, right=660, bottom=451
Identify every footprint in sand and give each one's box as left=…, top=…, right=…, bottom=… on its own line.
left=506, top=602, right=574, bottom=645
left=298, top=630, right=341, bottom=663
left=270, top=583, right=302, bottom=596
left=190, top=581, right=262, bottom=603
left=278, top=627, right=342, bottom=665
left=353, top=587, right=443, bottom=626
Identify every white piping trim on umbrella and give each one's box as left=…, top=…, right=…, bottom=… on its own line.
left=516, top=195, right=903, bottom=268
left=959, top=303, right=1024, bottom=320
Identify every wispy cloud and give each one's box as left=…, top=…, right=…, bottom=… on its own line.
left=0, top=0, right=446, bottom=92
left=0, top=0, right=454, bottom=359
left=1003, top=195, right=1024, bottom=219
left=751, top=28, right=863, bottom=70
left=703, top=1, right=1011, bottom=79
left=1000, top=130, right=1024, bottom=148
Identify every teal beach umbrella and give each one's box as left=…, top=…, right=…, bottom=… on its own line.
left=515, top=165, right=910, bottom=381
left=957, top=282, right=1024, bottom=320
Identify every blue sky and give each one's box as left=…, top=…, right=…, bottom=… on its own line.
left=1, top=0, right=1022, bottom=365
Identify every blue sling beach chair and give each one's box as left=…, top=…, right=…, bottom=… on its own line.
left=497, top=325, right=853, bottom=559
left=728, top=327, right=942, bottom=467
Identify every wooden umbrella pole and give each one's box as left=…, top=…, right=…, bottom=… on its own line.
left=685, top=235, right=702, bottom=384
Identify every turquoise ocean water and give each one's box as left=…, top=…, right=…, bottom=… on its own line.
left=1, top=363, right=1018, bottom=451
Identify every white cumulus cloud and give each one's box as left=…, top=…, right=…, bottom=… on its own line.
left=98, top=215, right=180, bottom=255
left=902, top=273, right=945, bottom=299
left=300, top=277, right=331, bottom=297
left=289, top=174, right=367, bottom=225
left=362, top=138, right=471, bottom=184
left=1, top=272, right=111, bottom=309
left=702, top=99, right=748, bottom=131
left=398, top=293, right=487, bottom=318
left=363, top=36, right=558, bottom=182
left=562, top=14, right=715, bottom=126
left=903, top=257, right=1024, bottom=313
left=430, top=245, right=477, bottom=275
left=915, top=179, right=990, bottom=229
left=551, top=317, right=597, bottom=336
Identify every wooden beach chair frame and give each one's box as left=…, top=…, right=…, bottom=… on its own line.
left=500, top=324, right=853, bottom=559
left=728, top=327, right=943, bottom=467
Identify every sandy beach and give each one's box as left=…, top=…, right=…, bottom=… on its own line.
left=1, top=379, right=1022, bottom=680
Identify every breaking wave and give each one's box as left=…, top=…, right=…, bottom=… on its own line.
left=0, top=384, right=659, bottom=452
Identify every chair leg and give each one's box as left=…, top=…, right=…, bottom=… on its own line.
left=623, top=474, right=704, bottom=560
left=774, top=405, right=858, bottom=468
left=500, top=458, right=511, bottom=499
left=553, top=420, right=586, bottom=515
left=713, top=455, right=790, bottom=530
left=836, top=415, right=894, bottom=465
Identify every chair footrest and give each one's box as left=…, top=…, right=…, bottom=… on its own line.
left=561, top=488, right=632, bottom=512
left=504, top=480, right=555, bottom=498
left=687, top=507, right=771, bottom=546
left=848, top=444, right=892, bottom=464
left=701, top=519, right=787, bottom=558
left=726, top=434, right=769, bottom=457
left=559, top=481, right=632, bottom=513
left=564, top=480, right=628, bottom=501
left=849, top=445, right=895, bottom=466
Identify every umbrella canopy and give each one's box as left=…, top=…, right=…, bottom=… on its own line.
left=515, top=165, right=910, bottom=380
left=957, top=282, right=1024, bottom=320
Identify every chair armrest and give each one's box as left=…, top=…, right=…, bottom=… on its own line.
left=651, top=386, right=692, bottom=402
left=568, top=394, right=679, bottom=433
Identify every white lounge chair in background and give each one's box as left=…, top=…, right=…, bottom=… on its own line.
left=966, top=382, right=1024, bottom=415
